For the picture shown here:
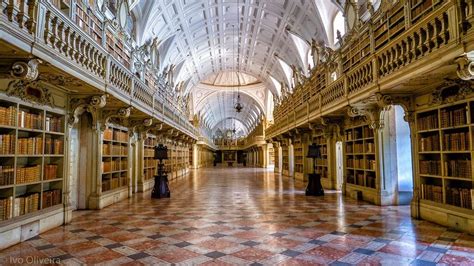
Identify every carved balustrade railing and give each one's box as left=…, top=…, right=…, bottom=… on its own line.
left=268, top=0, right=465, bottom=139
left=0, top=0, right=198, bottom=139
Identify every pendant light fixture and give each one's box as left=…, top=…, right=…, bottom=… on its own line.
left=234, top=0, right=243, bottom=113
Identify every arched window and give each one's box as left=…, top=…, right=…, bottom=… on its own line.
left=333, top=11, right=345, bottom=44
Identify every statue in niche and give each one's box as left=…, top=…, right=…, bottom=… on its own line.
left=291, top=64, right=303, bottom=88
left=163, top=64, right=175, bottom=88
left=150, top=37, right=160, bottom=71
left=367, top=1, right=375, bottom=16
left=175, top=81, right=185, bottom=102
left=311, top=38, right=319, bottom=67
left=336, top=30, right=343, bottom=45
left=280, top=81, right=289, bottom=99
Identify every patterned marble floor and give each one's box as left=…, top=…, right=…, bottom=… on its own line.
left=1, top=168, right=474, bottom=265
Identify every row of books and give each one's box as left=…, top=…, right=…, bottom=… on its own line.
left=346, top=173, right=376, bottom=188
left=16, top=165, right=41, bottom=184
left=0, top=134, right=15, bottom=154
left=417, top=113, right=438, bottom=131
left=14, top=193, right=40, bottom=217
left=295, top=165, right=304, bottom=173
left=443, top=132, right=470, bottom=151
left=144, top=148, right=154, bottom=157
left=18, top=111, right=42, bottom=130
left=144, top=158, right=157, bottom=168
left=446, top=187, right=473, bottom=209
left=347, top=158, right=364, bottom=168
left=0, top=196, right=13, bottom=221
left=102, top=177, right=122, bottom=191
left=419, top=134, right=440, bottom=152
left=144, top=138, right=156, bottom=146
left=17, top=137, right=43, bottom=155
left=411, top=0, right=434, bottom=21
left=421, top=183, right=443, bottom=203
left=419, top=160, right=441, bottom=175
left=44, top=137, right=63, bottom=155
left=45, top=116, right=63, bottom=133
left=42, top=189, right=61, bottom=209
left=44, top=164, right=59, bottom=180
left=102, top=144, right=128, bottom=156
left=346, top=143, right=375, bottom=153
left=345, top=127, right=374, bottom=141
left=316, top=166, right=328, bottom=178
left=313, top=138, right=325, bottom=145
left=0, top=166, right=14, bottom=186
left=0, top=106, right=16, bottom=127
left=101, top=159, right=127, bottom=173
left=103, top=129, right=129, bottom=142
left=440, top=107, right=467, bottom=128
left=144, top=169, right=155, bottom=180
left=316, top=158, right=327, bottom=166
left=445, top=160, right=472, bottom=178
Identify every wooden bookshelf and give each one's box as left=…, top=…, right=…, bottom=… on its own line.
left=410, top=0, right=435, bottom=24
left=313, top=134, right=329, bottom=179
left=294, top=137, right=304, bottom=180
left=342, top=27, right=371, bottom=72
left=106, top=30, right=131, bottom=69
left=75, top=2, right=103, bottom=44
left=0, top=99, right=65, bottom=222
left=143, top=135, right=157, bottom=181
left=415, top=100, right=474, bottom=212
left=101, top=125, right=129, bottom=192
left=344, top=123, right=377, bottom=190
left=274, top=144, right=280, bottom=172
left=282, top=144, right=289, bottom=176
left=268, top=147, right=275, bottom=166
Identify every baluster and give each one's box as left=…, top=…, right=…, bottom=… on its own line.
left=56, top=21, right=64, bottom=51
left=43, top=10, right=51, bottom=44
left=63, top=26, right=70, bottom=56
left=50, top=16, right=58, bottom=48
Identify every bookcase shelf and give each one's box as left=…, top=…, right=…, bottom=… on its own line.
left=143, top=135, right=157, bottom=181
left=101, top=125, right=129, bottom=192
left=415, top=100, right=474, bottom=212
left=294, top=137, right=304, bottom=180
left=282, top=145, right=289, bottom=176
left=313, top=134, right=328, bottom=179
left=344, top=123, right=377, bottom=190
left=274, top=145, right=280, bottom=172
left=0, top=100, right=65, bottom=222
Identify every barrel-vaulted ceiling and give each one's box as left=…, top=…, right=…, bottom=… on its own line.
left=131, top=0, right=340, bottom=136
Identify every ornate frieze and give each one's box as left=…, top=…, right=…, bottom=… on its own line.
left=7, top=80, right=53, bottom=106
left=430, top=79, right=474, bottom=105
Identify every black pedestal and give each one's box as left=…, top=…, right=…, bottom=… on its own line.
left=306, top=173, right=324, bottom=196
left=151, top=174, right=170, bottom=198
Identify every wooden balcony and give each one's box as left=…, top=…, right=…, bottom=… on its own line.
left=268, top=0, right=474, bottom=139
left=0, top=0, right=199, bottom=140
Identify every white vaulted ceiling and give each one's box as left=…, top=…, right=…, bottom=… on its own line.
left=132, top=0, right=339, bottom=136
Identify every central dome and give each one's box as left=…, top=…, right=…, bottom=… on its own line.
left=201, top=72, right=260, bottom=87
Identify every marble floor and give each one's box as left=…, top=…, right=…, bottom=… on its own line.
left=1, top=168, right=474, bottom=265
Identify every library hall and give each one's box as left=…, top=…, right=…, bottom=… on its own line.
left=1, top=0, right=474, bottom=265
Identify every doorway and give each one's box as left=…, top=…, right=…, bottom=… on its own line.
left=394, top=105, right=414, bottom=205
left=70, top=113, right=94, bottom=210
